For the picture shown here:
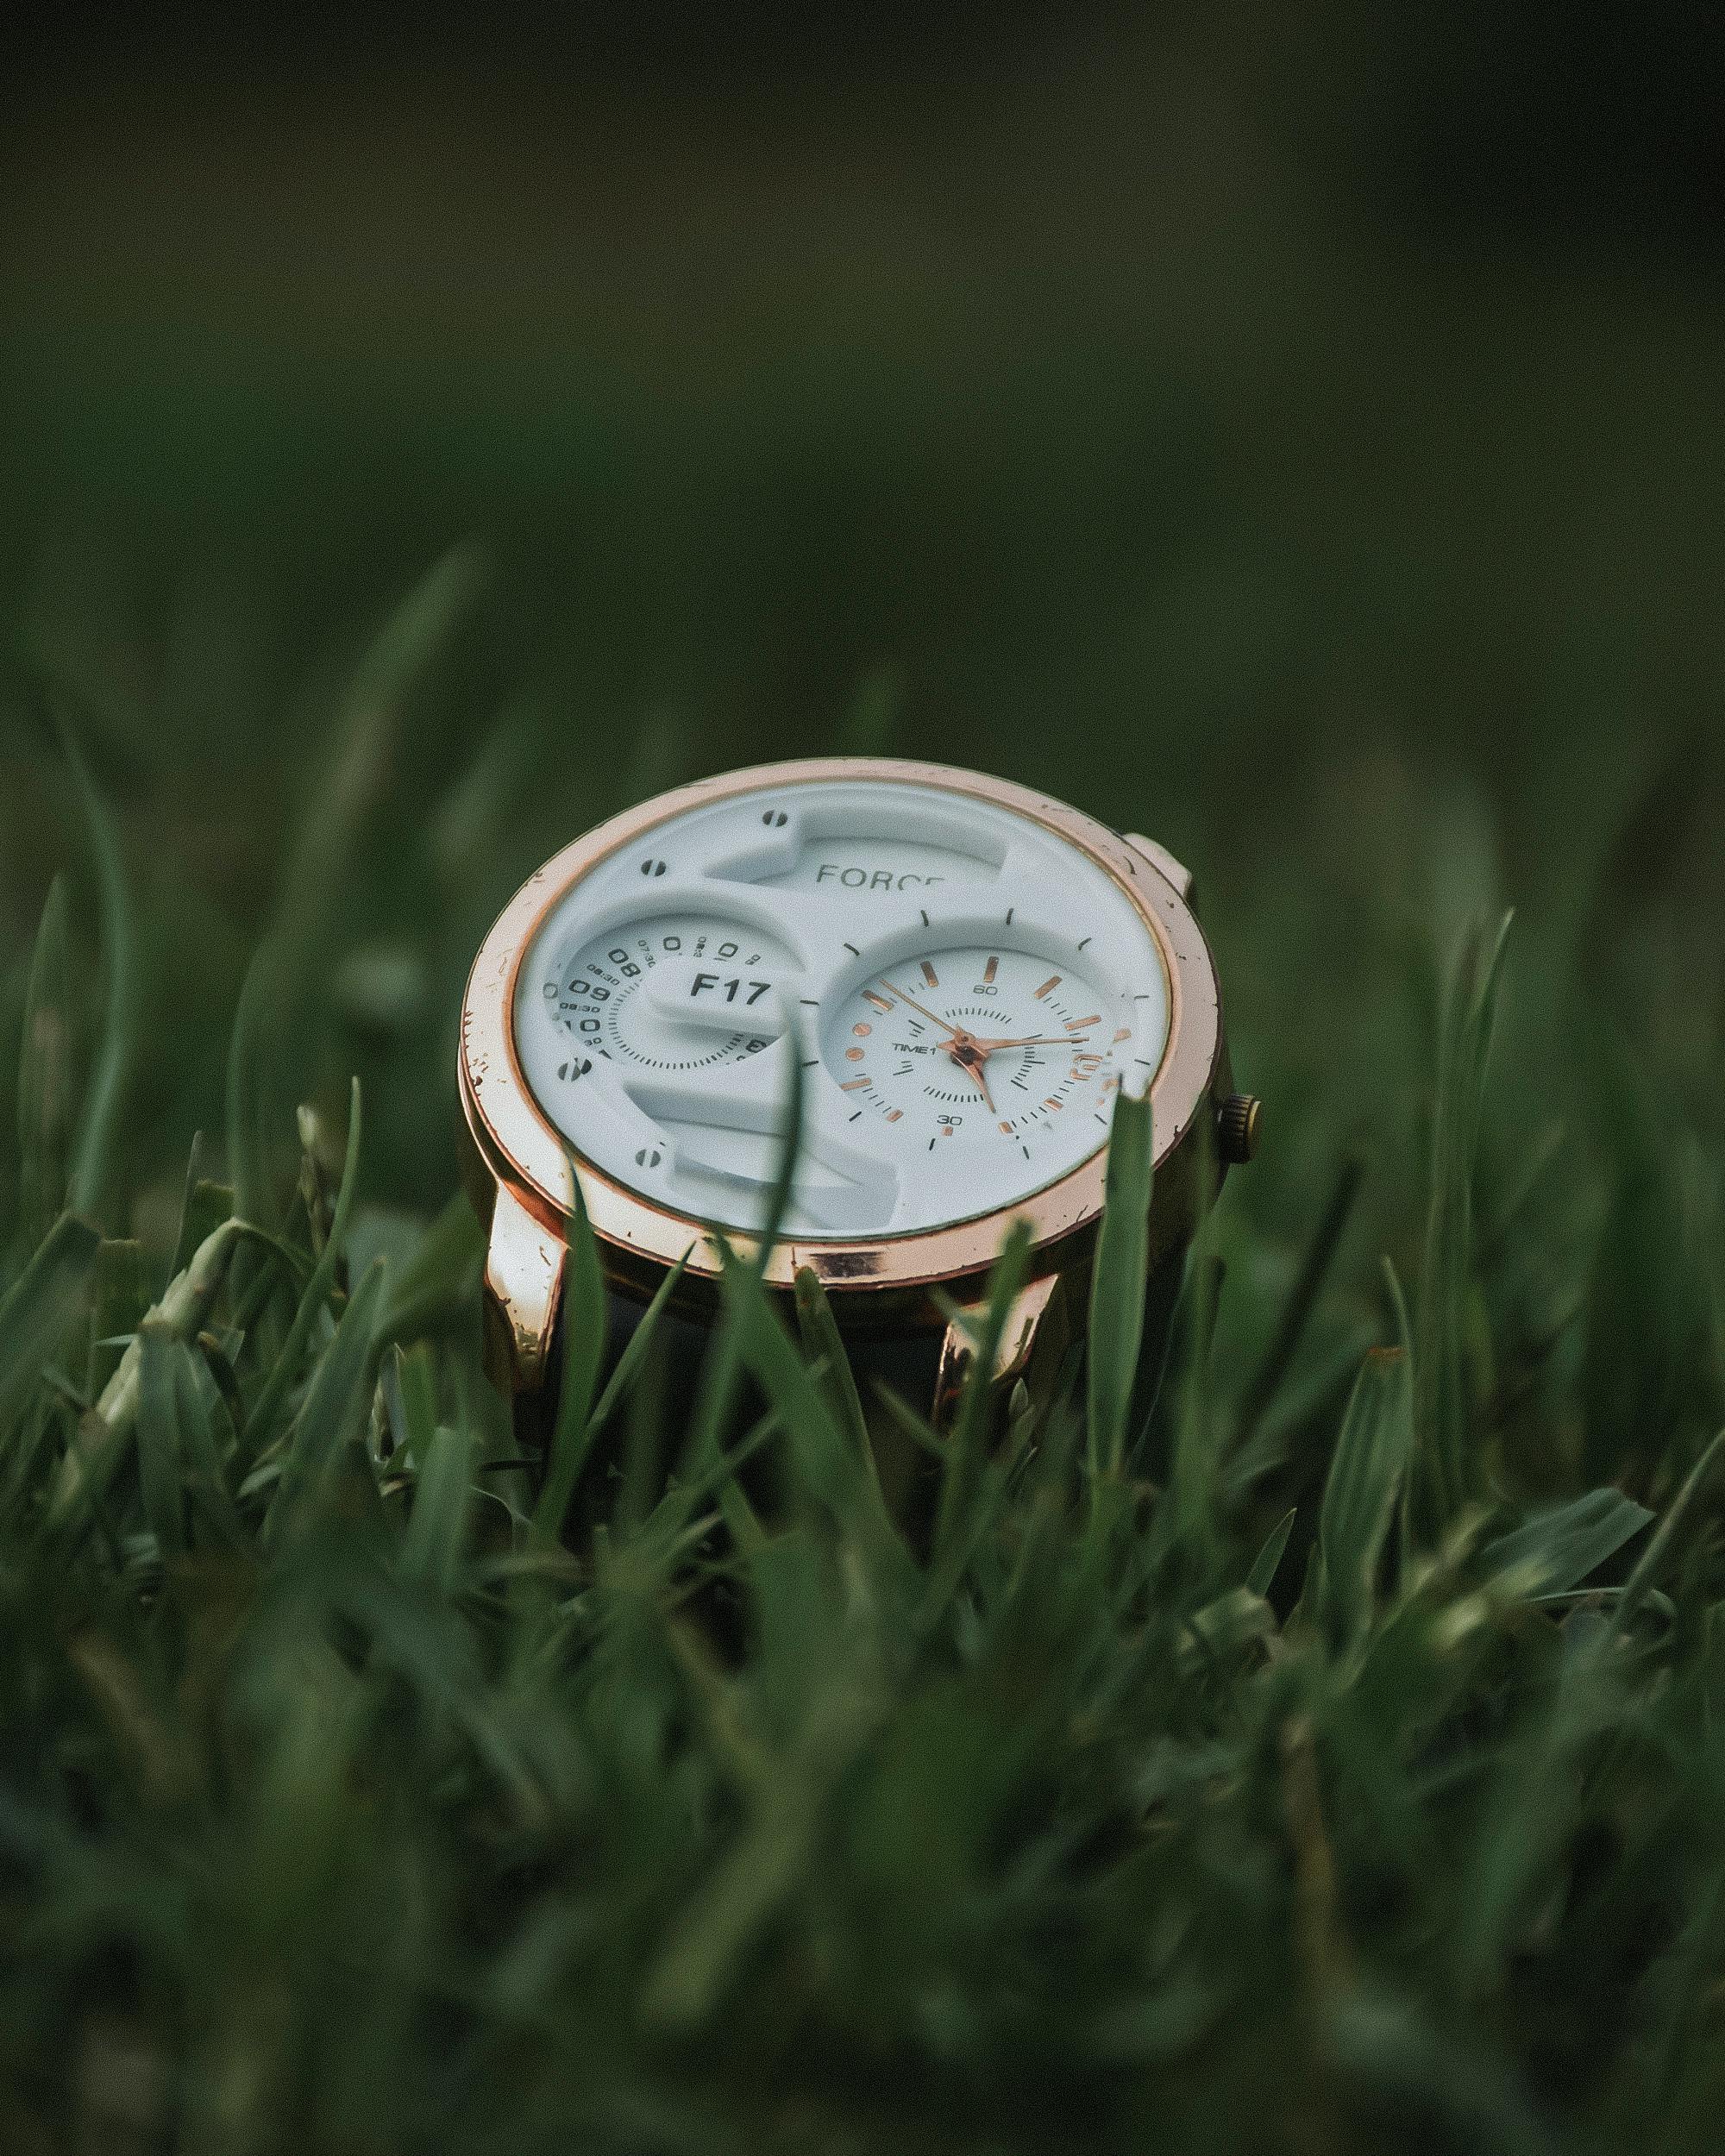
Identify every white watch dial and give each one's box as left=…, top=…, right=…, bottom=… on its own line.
left=512, top=775, right=1173, bottom=1240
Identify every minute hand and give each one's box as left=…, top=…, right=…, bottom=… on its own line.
left=879, top=980, right=963, bottom=1037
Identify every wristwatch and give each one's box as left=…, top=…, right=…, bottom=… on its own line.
left=458, top=757, right=1257, bottom=1452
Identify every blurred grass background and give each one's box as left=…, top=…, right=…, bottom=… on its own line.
left=2, top=13, right=1725, bottom=2152
left=3, top=2, right=1723, bottom=1229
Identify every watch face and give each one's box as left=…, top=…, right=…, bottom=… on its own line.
left=508, top=771, right=1173, bottom=1242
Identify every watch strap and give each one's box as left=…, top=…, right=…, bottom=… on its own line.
left=511, top=1242, right=1189, bottom=1529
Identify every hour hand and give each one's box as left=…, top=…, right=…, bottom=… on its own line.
left=964, top=1057, right=998, bottom=1113
left=942, top=1033, right=998, bottom=1111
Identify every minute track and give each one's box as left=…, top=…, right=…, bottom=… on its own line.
left=819, top=942, right=1133, bottom=1211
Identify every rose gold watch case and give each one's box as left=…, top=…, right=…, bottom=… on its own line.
left=459, top=757, right=1228, bottom=1377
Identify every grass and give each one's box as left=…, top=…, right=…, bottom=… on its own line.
left=1, top=555, right=1723, bottom=2156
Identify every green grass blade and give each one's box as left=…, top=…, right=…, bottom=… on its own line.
left=274, top=545, right=487, bottom=998
left=750, top=1033, right=805, bottom=1281
left=15, top=874, right=75, bottom=1250
left=85, top=1236, right=149, bottom=1400
left=794, top=1265, right=871, bottom=1463
left=1087, top=1085, right=1153, bottom=1480
left=682, top=1046, right=806, bottom=1482
left=170, top=1150, right=234, bottom=1282
left=0, top=1213, right=102, bottom=1432
left=1165, top=1146, right=1225, bottom=1589
left=135, top=1321, right=187, bottom=1561
left=1408, top=914, right=1512, bottom=1549
left=1233, top=1151, right=1363, bottom=1453
left=533, top=1171, right=606, bottom=1543
left=385, top=1341, right=439, bottom=1470
left=1316, top=1345, right=1413, bottom=1655
left=718, top=1244, right=906, bottom=1581
left=1246, top=1506, right=1297, bottom=1599
left=240, top=1078, right=364, bottom=1458
left=263, top=1257, right=387, bottom=1547
left=49, top=697, right=140, bottom=1229
left=403, top=1424, right=476, bottom=1592
left=376, top=1193, right=486, bottom=1348
left=224, top=942, right=279, bottom=1232
left=586, top=1244, right=693, bottom=1438
left=935, top=1220, right=1032, bottom=1558
left=1603, top=1425, right=1725, bottom=1647
left=1477, top=1488, right=1653, bottom=1599
left=172, top=1339, right=242, bottom=1544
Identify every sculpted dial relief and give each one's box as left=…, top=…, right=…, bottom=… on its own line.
left=511, top=776, right=1171, bottom=1240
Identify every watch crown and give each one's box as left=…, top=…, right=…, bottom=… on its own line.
left=1217, top=1093, right=1261, bottom=1164
left=1121, top=830, right=1194, bottom=902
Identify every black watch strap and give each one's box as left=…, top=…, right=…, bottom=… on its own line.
left=511, top=1241, right=1188, bottom=1526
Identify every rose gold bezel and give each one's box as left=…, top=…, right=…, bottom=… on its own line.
left=459, top=757, right=1222, bottom=1317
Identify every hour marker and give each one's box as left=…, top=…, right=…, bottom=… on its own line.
left=1044, top=1097, right=1063, bottom=1112
left=921, top=960, right=939, bottom=987
left=842, top=1077, right=869, bottom=1091
left=864, top=990, right=893, bottom=1013
left=938, top=1126, right=955, bottom=1138
left=845, top=1046, right=864, bottom=1061
left=999, top=1120, right=1013, bottom=1135
left=983, top=956, right=999, bottom=985
left=919, top=908, right=930, bottom=927
left=1076, top=936, right=1092, bottom=950
left=1068, top=1014, right=1101, bottom=1031
left=843, top=942, right=861, bottom=956
left=1034, top=975, right=1061, bottom=1000
left=853, top=1021, right=872, bottom=1036
left=1113, top=1027, right=1131, bottom=1043
left=885, top=1109, right=903, bottom=1122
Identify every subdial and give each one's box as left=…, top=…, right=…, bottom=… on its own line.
left=543, top=914, right=794, bottom=1080
left=821, top=946, right=1129, bottom=1157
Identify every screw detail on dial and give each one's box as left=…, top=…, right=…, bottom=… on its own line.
left=1218, top=1093, right=1262, bottom=1163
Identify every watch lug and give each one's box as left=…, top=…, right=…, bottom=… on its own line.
left=932, top=1271, right=1067, bottom=1432
left=1122, top=831, right=1194, bottom=904
left=482, top=1185, right=565, bottom=1394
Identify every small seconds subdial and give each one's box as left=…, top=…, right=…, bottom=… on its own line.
left=822, top=946, right=1129, bottom=1162
left=544, top=913, right=793, bottom=1081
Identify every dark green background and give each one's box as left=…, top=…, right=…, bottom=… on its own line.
left=2, top=3, right=1722, bottom=1246
left=4, top=24, right=1725, bottom=2151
